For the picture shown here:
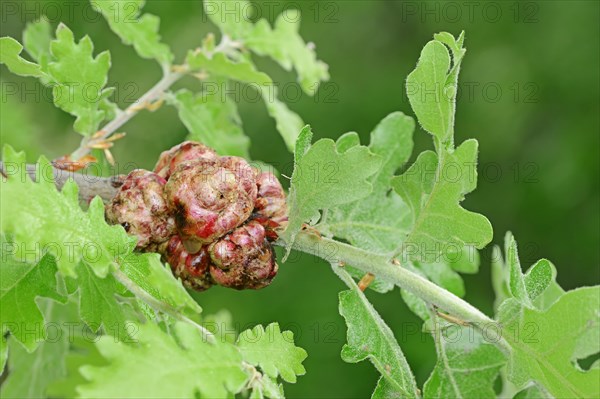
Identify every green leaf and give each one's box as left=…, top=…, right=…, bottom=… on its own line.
left=400, top=285, right=431, bottom=321
left=293, top=125, right=313, bottom=161
left=78, top=322, right=248, bottom=398
left=433, top=31, right=464, bottom=56
left=513, top=384, right=551, bottom=399
left=495, top=232, right=558, bottom=309
left=320, top=113, right=414, bottom=292
left=406, top=32, right=464, bottom=144
left=336, top=267, right=419, bottom=398
left=492, top=245, right=511, bottom=311
left=262, top=88, right=305, bottom=152
left=204, top=0, right=253, bottom=39
left=418, top=260, right=465, bottom=297
left=120, top=252, right=202, bottom=316
left=91, top=0, right=173, bottom=67
left=187, top=50, right=271, bottom=85
left=0, top=299, right=77, bottom=398
left=524, top=259, right=554, bottom=302
left=335, top=131, right=361, bottom=152
left=0, top=330, right=7, bottom=374
left=281, top=126, right=381, bottom=253
left=504, top=232, right=530, bottom=304
left=372, top=376, right=404, bottom=399
left=204, top=1, right=329, bottom=94
left=392, top=140, right=493, bottom=263
left=245, top=12, right=329, bottom=94
left=0, top=255, right=66, bottom=350
left=48, top=23, right=112, bottom=135
left=202, top=310, right=236, bottom=344
left=0, top=147, right=133, bottom=277
left=499, top=287, right=600, bottom=398
left=47, top=335, right=108, bottom=398
left=74, top=262, right=130, bottom=340
left=0, top=37, right=43, bottom=77
left=447, top=244, right=480, bottom=274
left=531, top=278, right=565, bottom=311
left=166, top=88, right=250, bottom=157
left=423, top=323, right=505, bottom=398
left=237, top=323, right=307, bottom=383
left=23, top=18, right=52, bottom=64
left=323, top=113, right=414, bottom=250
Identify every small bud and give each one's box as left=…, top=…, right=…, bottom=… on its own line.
left=106, top=170, right=175, bottom=251
left=154, top=141, right=217, bottom=179
left=165, top=159, right=254, bottom=248
left=209, top=220, right=278, bottom=289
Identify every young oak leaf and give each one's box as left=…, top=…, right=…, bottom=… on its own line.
left=0, top=330, right=7, bottom=374
left=187, top=42, right=304, bottom=153
left=47, top=335, right=108, bottom=399
left=372, top=377, right=404, bottom=399
left=0, top=255, right=66, bottom=351
left=281, top=126, right=381, bottom=254
left=0, top=37, right=43, bottom=77
left=0, top=146, right=132, bottom=278
left=73, top=262, right=131, bottom=341
left=203, top=0, right=253, bottom=40
left=165, top=88, right=250, bottom=157
left=186, top=50, right=272, bottom=85
left=423, top=323, right=505, bottom=399
left=48, top=24, right=113, bottom=136
left=324, top=114, right=414, bottom=250
left=498, top=286, right=600, bottom=398
left=320, top=112, right=415, bottom=292
left=334, top=267, right=419, bottom=398
left=406, top=32, right=465, bottom=145
left=512, top=384, right=552, bottom=399
left=204, top=0, right=329, bottom=95
left=77, top=322, right=248, bottom=398
left=245, top=10, right=329, bottom=95
left=261, top=88, right=305, bottom=152
left=0, top=299, right=77, bottom=399
left=91, top=0, right=173, bottom=67
left=23, top=18, right=52, bottom=65
left=503, top=232, right=531, bottom=305
left=493, top=232, right=560, bottom=310
left=22, top=19, right=55, bottom=87
left=237, top=323, right=307, bottom=383
left=392, top=140, right=493, bottom=264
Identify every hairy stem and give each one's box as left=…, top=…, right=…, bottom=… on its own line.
left=71, top=71, right=184, bottom=161
left=68, top=33, right=240, bottom=162
left=279, top=232, right=496, bottom=326
left=1, top=162, right=497, bottom=331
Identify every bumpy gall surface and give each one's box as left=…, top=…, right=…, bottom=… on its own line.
left=209, top=220, right=278, bottom=289
left=154, top=141, right=217, bottom=179
left=220, top=156, right=258, bottom=202
left=163, top=235, right=213, bottom=291
left=106, top=170, right=175, bottom=251
left=107, top=141, right=288, bottom=291
left=254, top=172, right=288, bottom=227
left=165, top=159, right=254, bottom=249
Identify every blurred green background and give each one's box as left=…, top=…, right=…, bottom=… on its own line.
left=1, top=1, right=598, bottom=397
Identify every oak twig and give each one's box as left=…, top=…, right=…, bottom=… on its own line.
left=1, top=162, right=499, bottom=336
